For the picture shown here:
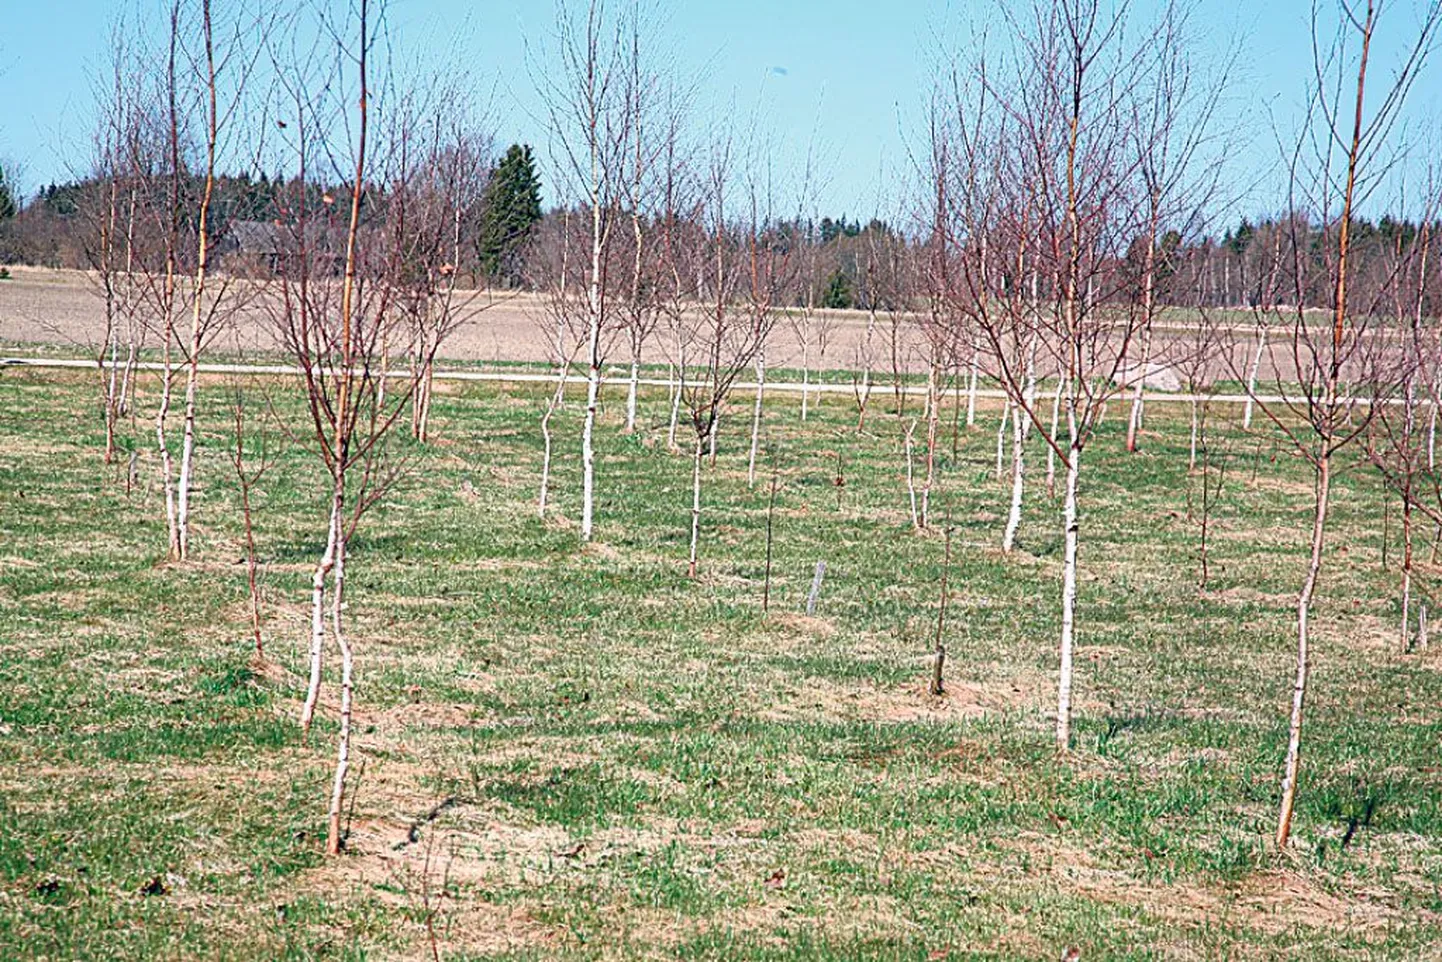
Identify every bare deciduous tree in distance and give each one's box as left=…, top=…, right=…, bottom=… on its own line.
left=542, top=0, right=637, bottom=543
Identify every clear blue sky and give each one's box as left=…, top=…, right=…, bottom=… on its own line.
left=1, top=0, right=1437, bottom=225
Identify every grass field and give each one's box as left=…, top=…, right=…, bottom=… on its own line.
left=2, top=367, right=1441, bottom=959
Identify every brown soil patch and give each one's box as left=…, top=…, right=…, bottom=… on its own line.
left=761, top=675, right=1034, bottom=725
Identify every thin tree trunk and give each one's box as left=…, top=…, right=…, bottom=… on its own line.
left=581, top=349, right=600, bottom=541
left=1003, top=396, right=1025, bottom=553
left=1056, top=442, right=1082, bottom=750
left=625, top=350, right=640, bottom=434
left=800, top=332, right=811, bottom=422
left=904, top=419, right=919, bottom=530
left=1046, top=373, right=1062, bottom=497
left=995, top=400, right=1009, bottom=481
left=1189, top=397, right=1200, bottom=472
left=1125, top=327, right=1152, bottom=452
left=687, top=434, right=704, bottom=578
left=325, top=526, right=352, bottom=856
left=1243, top=325, right=1266, bottom=430
left=538, top=375, right=565, bottom=517
left=300, top=494, right=340, bottom=732
left=240, top=463, right=263, bottom=659
left=1402, top=493, right=1413, bottom=651
left=176, top=3, right=219, bottom=563
left=581, top=125, right=604, bottom=542
left=921, top=363, right=939, bottom=529
left=1430, top=395, right=1439, bottom=472
left=1276, top=451, right=1330, bottom=850
left=965, top=334, right=979, bottom=427
left=747, top=352, right=765, bottom=487
left=1126, top=211, right=1156, bottom=454
left=668, top=347, right=684, bottom=452
left=157, top=333, right=180, bottom=559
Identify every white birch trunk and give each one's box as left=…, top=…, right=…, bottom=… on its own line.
left=800, top=334, right=811, bottom=422
left=965, top=334, right=979, bottom=427
left=994, top=401, right=1009, bottom=482
left=1002, top=397, right=1025, bottom=553
left=1243, top=326, right=1266, bottom=431
left=625, top=353, right=640, bottom=434
left=156, top=338, right=180, bottom=560
left=325, top=527, right=352, bottom=856
left=904, top=419, right=919, bottom=530
left=1276, top=452, right=1330, bottom=849
left=1046, top=375, right=1062, bottom=497
left=581, top=351, right=600, bottom=541
left=300, top=494, right=340, bottom=732
left=921, top=364, right=939, bottom=529
left=1055, top=440, right=1082, bottom=750
left=687, top=435, right=704, bottom=577
left=668, top=345, right=685, bottom=452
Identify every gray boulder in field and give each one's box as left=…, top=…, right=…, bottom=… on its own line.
left=1112, top=361, right=1182, bottom=392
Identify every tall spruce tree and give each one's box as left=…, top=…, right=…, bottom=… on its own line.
left=478, top=144, right=543, bottom=286
left=0, top=166, right=17, bottom=221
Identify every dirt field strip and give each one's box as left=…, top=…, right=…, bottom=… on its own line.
left=0, top=353, right=1412, bottom=407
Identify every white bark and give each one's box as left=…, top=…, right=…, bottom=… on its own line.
left=1002, top=397, right=1025, bottom=553
left=300, top=494, right=341, bottom=732
left=581, top=352, right=600, bottom=541
left=156, top=337, right=180, bottom=560
left=965, top=334, right=979, bottom=427
left=325, top=527, right=352, bottom=855
left=1276, top=452, right=1330, bottom=849
left=1243, top=326, right=1266, bottom=430
left=625, top=352, right=640, bottom=434
left=1430, top=394, right=1438, bottom=471
left=667, top=341, right=685, bottom=451
left=994, top=401, right=1009, bottom=481
left=687, top=435, right=703, bottom=577
left=800, top=333, right=811, bottom=422
left=904, top=419, right=919, bottom=530
left=1046, top=375, right=1062, bottom=496
left=921, top=364, right=939, bottom=529
left=538, top=374, right=565, bottom=517
left=1056, top=442, right=1082, bottom=750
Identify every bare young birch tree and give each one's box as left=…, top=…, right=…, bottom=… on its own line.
left=618, top=17, right=668, bottom=437
left=1241, top=221, right=1288, bottom=431
left=914, top=101, right=960, bottom=532
left=532, top=212, right=587, bottom=516
left=228, top=374, right=275, bottom=662
left=267, top=0, right=454, bottom=854
left=677, top=139, right=782, bottom=577
left=852, top=214, right=904, bottom=432
left=1122, top=5, right=1227, bottom=454
left=385, top=79, right=495, bottom=444
left=1239, top=0, right=1440, bottom=849
left=110, top=0, right=260, bottom=561
left=543, top=0, right=635, bottom=542
left=82, top=23, right=148, bottom=471
left=1362, top=177, right=1440, bottom=650
left=948, top=0, right=1217, bottom=749
left=173, top=0, right=228, bottom=562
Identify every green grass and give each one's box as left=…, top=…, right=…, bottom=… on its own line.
left=2, top=367, right=1441, bottom=959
